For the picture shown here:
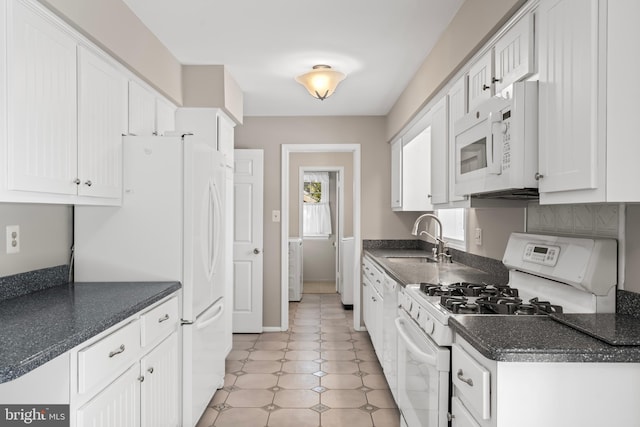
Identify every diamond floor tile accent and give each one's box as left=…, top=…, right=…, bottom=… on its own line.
left=209, top=293, right=399, bottom=427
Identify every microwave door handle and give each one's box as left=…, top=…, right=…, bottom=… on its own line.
left=486, top=111, right=503, bottom=175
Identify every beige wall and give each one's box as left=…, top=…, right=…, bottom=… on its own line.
left=386, top=0, right=526, bottom=141
left=0, top=204, right=73, bottom=276
left=466, top=208, right=526, bottom=259
left=39, top=0, right=183, bottom=104
left=182, top=65, right=244, bottom=124
left=289, top=153, right=353, bottom=238
left=235, top=116, right=417, bottom=327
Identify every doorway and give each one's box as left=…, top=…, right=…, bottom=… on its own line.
left=299, top=168, right=342, bottom=297
left=281, top=144, right=362, bottom=331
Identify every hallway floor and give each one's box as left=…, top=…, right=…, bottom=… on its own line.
left=196, top=293, right=400, bottom=427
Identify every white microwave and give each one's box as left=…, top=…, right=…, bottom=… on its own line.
left=454, top=81, right=539, bottom=198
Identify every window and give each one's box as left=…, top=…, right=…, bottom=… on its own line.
left=437, top=208, right=466, bottom=250
left=303, top=172, right=332, bottom=237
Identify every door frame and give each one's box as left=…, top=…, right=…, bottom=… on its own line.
left=298, top=167, right=345, bottom=291
left=281, top=144, right=362, bottom=331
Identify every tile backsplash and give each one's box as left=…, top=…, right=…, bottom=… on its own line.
left=527, top=202, right=621, bottom=238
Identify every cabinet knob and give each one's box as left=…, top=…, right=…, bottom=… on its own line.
left=73, top=178, right=81, bottom=185
left=534, top=172, right=544, bottom=181
left=138, top=376, right=145, bottom=382
left=427, top=194, right=432, bottom=198
left=84, top=180, right=93, bottom=187
left=253, top=248, right=261, bottom=254
left=491, top=77, right=502, bottom=84
left=482, top=84, right=491, bottom=91
left=147, top=367, right=154, bottom=374
left=447, top=413, right=455, bottom=421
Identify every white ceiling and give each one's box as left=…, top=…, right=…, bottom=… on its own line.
left=122, top=0, right=464, bottom=117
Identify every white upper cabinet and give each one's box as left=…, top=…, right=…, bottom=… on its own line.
left=7, top=0, right=78, bottom=196
left=401, top=118, right=433, bottom=212
left=467, top=51, right=493, bottom=111
left=217, top=112, right=235, bottom=167
left=155, top=97, right=176, bottom=136
left=77, top=46, right=127, bottom=199
left=429, top=96, right=448, bottom=205
left=128, top=80, right=156, bottom=136
left=390, top=139, right=402, bottom=209
left=493, top=13, right=535, bottom=93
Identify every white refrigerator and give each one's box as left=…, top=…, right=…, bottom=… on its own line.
left=74, top=134, right=228, bottom=427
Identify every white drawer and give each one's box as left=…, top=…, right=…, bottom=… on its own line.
left=141, top=296, right=179, bottom=347
left=78, top=320, right=141, bottom=394
left=452, top=343, right=491, bottom=420
left=363, top=257, right=384, bottom=294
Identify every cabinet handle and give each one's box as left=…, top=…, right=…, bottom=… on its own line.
left=108, top=344, right=125, bottom=358
left=535, top=172, right=544, bottom=180
left=447, top=413, right=455, bottom=421
left=158, top=314, right=170, bottom=323
left=138, top=375, right=145, bottom=382
left=491, top=77, right=502, bottom=84
left=153, top=131, right=158, bottom=136
left=147, top=367, right=154, bottom=374
left=457, top=369, right=474, bottom=386
left=482, top=84, right=491, bottom=91
left=84, top=180, right=93, bottom=187
left=73, top=178, right=81, bottom=185
left=427, top=194, right=432, bottom=198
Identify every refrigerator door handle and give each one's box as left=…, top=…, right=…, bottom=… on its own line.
left=196, top=302, right=224, bottom=331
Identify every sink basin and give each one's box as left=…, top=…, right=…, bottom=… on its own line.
left=384, top=256, right=437, bottom=264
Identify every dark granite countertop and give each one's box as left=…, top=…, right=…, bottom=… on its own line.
left=364, top=248, right=503, bottom=286
left=450, top=315, right=640, bottom=363
left=0, top=281, right=181, bottom=383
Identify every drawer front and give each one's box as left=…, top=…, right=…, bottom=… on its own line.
left=78, top=320, right=141, bottom=394
left=141, top=296, right=179, bottom=347
left=363, top=257, right=384, bottom=294
left=452, top=344, right=490, bottom=420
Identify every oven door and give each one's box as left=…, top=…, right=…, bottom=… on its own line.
left=396, top=310, right=450, bottom=427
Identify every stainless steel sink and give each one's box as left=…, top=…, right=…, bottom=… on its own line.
left=384, top=256, right=437, bottom=264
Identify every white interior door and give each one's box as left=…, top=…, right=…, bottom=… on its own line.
left=233, top=149, right=264, bottom=333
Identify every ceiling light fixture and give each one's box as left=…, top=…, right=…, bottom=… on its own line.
left=295, top=65, right=345, bottom=101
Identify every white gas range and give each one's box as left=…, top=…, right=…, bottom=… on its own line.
left=395, top=233, right=617, bottom=427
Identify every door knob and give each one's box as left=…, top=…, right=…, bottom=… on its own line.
left=253, top=248, right=261, bottom=254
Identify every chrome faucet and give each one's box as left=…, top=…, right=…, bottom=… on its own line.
left=411, top=213, right=451, bottom=263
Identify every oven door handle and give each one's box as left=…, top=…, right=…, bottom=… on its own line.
left=395, top=317, right=438, bottom=366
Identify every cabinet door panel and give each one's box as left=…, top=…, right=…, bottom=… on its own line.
left=156, top=98, right=176, bottom=136
left=77, top=364, right=140, bottom=427
left=430, top=97, right=448, bottom=205
left=77, top=46, right=126, bottom=199
left=8, top=0, right=77, bottom=195
left=390, top=139, right=402, bottom=209
left=141, top=333, right=180, bottom=427
left=538, top=0, right=599, bottom=194
left=128, top=80, right=156, bottom=136
left=468, top=51, right=493, bottom=111
left=494, top=14, right=534, bottom=93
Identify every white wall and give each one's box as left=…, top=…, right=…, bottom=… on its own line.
left=0, top=204, right=72, bottom=276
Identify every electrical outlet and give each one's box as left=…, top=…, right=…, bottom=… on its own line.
left=272, top=210, right=281, bottom=223
left=474, top=227, right=482, bottom=246
left=6, top=225, right=20, bottom=254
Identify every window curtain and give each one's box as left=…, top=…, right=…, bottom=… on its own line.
left=303, top=172, right=332, bottom=237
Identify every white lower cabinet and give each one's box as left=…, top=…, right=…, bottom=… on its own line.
left=362, top=256, right=384, bottom=358
left=140, top=333, right=180, bottom=427
left=72, top=296, right=180, bottom=427
left=77, top=364, right=141, bottom=427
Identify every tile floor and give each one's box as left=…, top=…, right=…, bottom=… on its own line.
left=196, top=293, right=400, bottom=427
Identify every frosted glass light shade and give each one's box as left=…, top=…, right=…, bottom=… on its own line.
left=295, top=65, right=345, bottom=100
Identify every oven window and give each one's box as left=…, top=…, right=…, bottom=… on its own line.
left=460, top=138, right=487, bottom=174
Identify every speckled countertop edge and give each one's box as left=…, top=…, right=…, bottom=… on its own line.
left=450, top=316, right=640, bottom=363
left=0, top=281, right=181, bottom=383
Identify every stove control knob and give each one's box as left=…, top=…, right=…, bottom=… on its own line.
left=424, top=319, right=435, bottom=334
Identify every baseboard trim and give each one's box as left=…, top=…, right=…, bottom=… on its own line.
left=262, top=326, right=285, bottom=332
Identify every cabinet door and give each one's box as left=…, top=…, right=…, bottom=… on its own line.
left=467, top=51, right=493, bottom=111
left=7, top=0, right=77, bottom=195
left=402, top=124, right=433, bottom=211
left=493, top=13, right=535, bottom=93
left=372, top=286, right=383, bottom=358
left=77, top=46, right=126, bottom=199
left=430, top=96, right=448, bottom=205
left=390, top=139, right=402, bottom=209
left=362, top=279, right=372, bottom=332
left=128, top=80, right=156, bottom=136
left=156, top=98, right=176, bottom=136
left=538, top=0, right=601, bottom=196
left=448, top=76, right=467, bottom=203
left=141, top=332, right=180, bottom=427
left=77, top=364, right=141, bottom=427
